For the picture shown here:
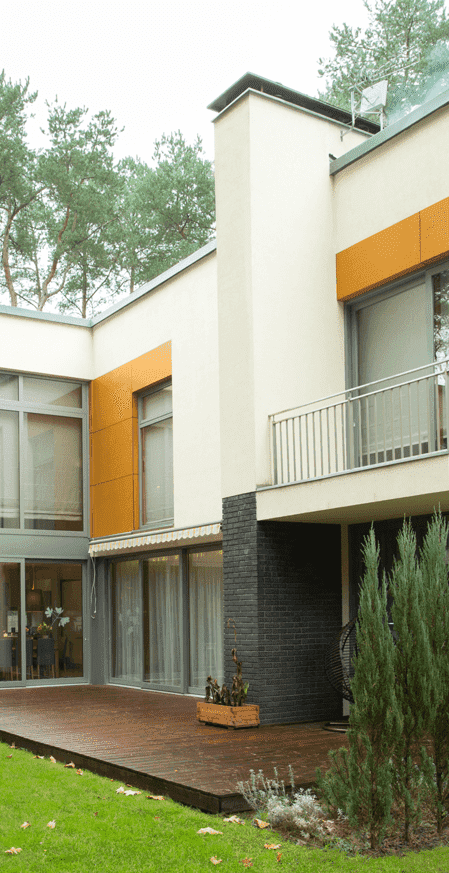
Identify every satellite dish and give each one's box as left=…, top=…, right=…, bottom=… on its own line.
left=360, top=79, right=388, bottom=113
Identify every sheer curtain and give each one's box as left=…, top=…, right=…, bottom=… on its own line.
left=145, top=556, right=181, bottom=687
left=189, top=551, right=223, bottom=690
left=111, top=561, right=141, bottom=682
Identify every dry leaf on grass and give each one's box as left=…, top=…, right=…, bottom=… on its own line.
left=33, top=755, right=44, bottom=760
left=210, top=858, right=223, bottom=865
left=10, top=743, right=15, bottom=749
left=64, top=762, right=75, bottom=768
left=276, top=853, right=282, bottom=862
left=240, top=859, right=253, bottom=868
left=223, top=815, right=245, bottom=824
left=146, top=795, right=164, bottom=801
left=264, top=844, right=281, bottom=849
left=49, top=756, right=56, bottom=764
left=76, top=769, right=83, bottom=776
left=253, top=819, right=270, bottom=829
left=197, top=828, right=223, bottom=835
left=116, top=787, right=126, bottom=794
left=20, top=823, right=30, bottom=830
left=47, top=821, right=56, bottom=829
left=5, top=847, right=21, bottom=854
left=6, top=755, right=12, bottom=759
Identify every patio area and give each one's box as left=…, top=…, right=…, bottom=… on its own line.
left=0, top=685, right=348, bottom=812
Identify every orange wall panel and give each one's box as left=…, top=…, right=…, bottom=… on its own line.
left=131, top=342, right=172, bottom=393
left=91, top=477, right=134, bottom=538
left=90, top=364, right=133, bottom=432
left=89, top=341, right=172, bottom=538
left=91, top=419, right=134, bottom=486
left=421, top=196, right=449, bottom=262
left=337, top=214, right=420, bottom=301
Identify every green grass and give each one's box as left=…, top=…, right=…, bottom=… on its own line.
left=1, top=742, right=449, bottom=871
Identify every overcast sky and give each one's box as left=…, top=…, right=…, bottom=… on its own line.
left=2, top=0, right=371, bottom=165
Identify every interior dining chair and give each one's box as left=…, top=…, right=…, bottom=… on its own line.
left=0, top=638, right=13, bottom=681
left=37, top=638, right=55, bottom=678
left=26, top=637, right=34, bottom=680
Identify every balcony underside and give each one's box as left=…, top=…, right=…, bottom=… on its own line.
left=256, top=453, right=449, bottom=525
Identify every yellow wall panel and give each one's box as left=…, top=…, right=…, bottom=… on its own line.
left=133, top=473, right=140, bottom=531
left=421, top=196, right=449, bottom=263
left=91, top=419, right=134, bottom=486
left=131, top=342, right=172, bottom=394
left=337, top=214, right=420, bottom=301
left=90, top=364, right=133, bottom=432
left=91, top=476, right=134, bottom=538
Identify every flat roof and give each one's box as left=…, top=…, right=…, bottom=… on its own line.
left=208, top=72, right=380, bottom=135
left=329, top=86, right=449, bottom=174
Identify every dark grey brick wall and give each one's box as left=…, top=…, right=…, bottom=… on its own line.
left=222, top=492, right=342, bottom=725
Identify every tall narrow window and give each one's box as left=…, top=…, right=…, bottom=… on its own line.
left=139, top=383, right=173, bottom=528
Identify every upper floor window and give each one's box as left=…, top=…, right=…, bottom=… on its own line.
left=0, top=373, right=87, bottom=533
left=139, top=382, right=173, bottom=529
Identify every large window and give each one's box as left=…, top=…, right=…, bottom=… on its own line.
left=139, top=383, right=173, bottom=529
left=0, top=374, right=86, bottom=532
left=109, top=547, right=223, bottom=693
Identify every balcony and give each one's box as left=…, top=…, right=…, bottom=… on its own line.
left=269, top=359, right=449, bottom=488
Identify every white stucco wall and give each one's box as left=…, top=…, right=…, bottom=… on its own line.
left=92, top=253, right=221, bottom=530
left=215, top=92, right=358, bottom=497
left=0, top=312, right=93, bottom=380
left=333, top=103, right=449, bottom=252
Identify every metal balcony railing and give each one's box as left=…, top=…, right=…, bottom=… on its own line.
left=270, top=359, right=449, bottom=486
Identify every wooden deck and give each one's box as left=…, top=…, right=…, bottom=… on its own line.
left=0, top=685, right=348, bottom=813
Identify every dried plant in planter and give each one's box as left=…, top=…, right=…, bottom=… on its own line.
left=205, top=619, right=249, bottom=706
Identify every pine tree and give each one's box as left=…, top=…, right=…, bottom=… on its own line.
left=389, top=521, right=431, bottom=842
left=318, top=528, right=401, bottom=849
left=419, top=512, right=449, bottom=834
left=318, top=0, right=449, bottom=120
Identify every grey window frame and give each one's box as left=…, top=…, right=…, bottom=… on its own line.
left=138, top=380, right=173, bottom=531
left=0, top=372, right=89, bottom=537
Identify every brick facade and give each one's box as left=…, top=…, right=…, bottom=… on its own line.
left=222, top=492, right=342, bottom=725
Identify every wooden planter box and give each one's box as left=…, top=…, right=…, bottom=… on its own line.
left=197, top=701, right=260, bottom=729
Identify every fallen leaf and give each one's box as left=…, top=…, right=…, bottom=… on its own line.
left=154, top=816, right=160, bottom=820
left=146, top=795, right=164, bottom=801
left=264, top=844, right=281, bottom=849
left=49, top=756, right=56, bottom=764
left=47, top=821, right=56, bottom=829
left=20, top=823, right=31, bottom=830
left=5, top=847, right=22, bottom=854
left=94, top=812, right=98, bottom=817
left=240, top=860, right=253, bottom=868
left=116, top=787, right=125, bottom=794
left=253, top=818, right=270, bottom=829
left=76, top=769, right=83, bottom=776
left=197, top=827, right=223, bottom=835
left=6, top=754, right=12, bottom=759
left=276, top=852, right=282, bottom=862
left=210, top=858, right=223, bottom=865
left=64, top=762, right=75, bottom=768
left=34, top=755, right=44, bottom=759
left=223, top=815, right=245, bottom=824
left=124, top=790, right=141, bottom=796
left=10, top=743, right=15, bottom=749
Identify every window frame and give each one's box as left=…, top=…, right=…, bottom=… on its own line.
left=0, top=372, right=89, bottom=537
left=138, top=380, right=174, bottom=531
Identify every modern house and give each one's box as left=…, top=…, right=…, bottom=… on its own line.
left=1, top=73, right=448, bottom=725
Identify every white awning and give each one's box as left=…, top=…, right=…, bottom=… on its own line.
left=89, top=522, right=222, bottom=556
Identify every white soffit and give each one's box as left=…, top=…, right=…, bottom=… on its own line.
left=89, top=523, right=222, bottom=556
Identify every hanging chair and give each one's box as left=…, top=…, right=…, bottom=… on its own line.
left=324, top=616, right=358, bottom=704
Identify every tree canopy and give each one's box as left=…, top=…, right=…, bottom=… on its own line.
left=0, top=71, right=215, bottom=317
left=317, top=0, right=449, bottom=122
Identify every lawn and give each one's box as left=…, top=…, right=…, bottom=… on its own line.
left=1, top=741, right=449, bottom=871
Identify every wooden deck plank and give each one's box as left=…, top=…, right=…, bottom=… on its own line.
left=0, top=685, right=348, bottom=812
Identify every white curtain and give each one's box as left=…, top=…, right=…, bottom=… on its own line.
left=189, top=552, right=223, bottom=689
left=146, top=558, right=181, bottom=687
left=112, top=561, right=141, bottom=682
